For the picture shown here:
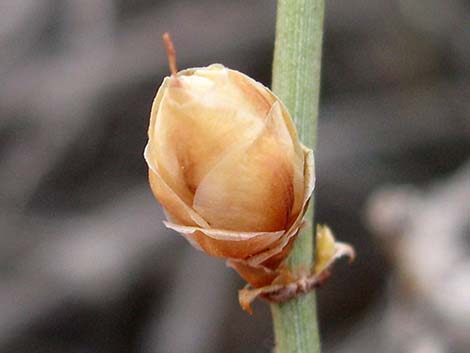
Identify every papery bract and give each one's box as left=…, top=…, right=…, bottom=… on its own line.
left=144, top=64, right=314, bottom=287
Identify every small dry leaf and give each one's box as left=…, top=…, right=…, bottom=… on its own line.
left=238, top=225, right=355, bottom=313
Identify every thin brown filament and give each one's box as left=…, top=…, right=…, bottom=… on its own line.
left=162, top=32, right=178, bottom=76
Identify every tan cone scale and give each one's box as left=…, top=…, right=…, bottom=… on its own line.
left=144, top=64, right=315, bottom=287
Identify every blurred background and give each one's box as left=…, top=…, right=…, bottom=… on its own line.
left=1, top=0, right=469, bottom=352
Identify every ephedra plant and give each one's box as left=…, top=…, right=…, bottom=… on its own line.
left=143, top=1, right=354, bottom=352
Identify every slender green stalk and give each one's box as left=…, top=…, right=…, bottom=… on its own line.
left=270, top=0, right=324, bottom=352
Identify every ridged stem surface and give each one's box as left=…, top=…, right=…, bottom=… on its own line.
left=270, top=0, right=325, bottom=352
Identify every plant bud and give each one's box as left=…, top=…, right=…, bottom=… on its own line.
left=144, top=64, right=315, bottom=288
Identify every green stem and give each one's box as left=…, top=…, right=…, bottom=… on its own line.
left=270, top=0, right=324, bottom=353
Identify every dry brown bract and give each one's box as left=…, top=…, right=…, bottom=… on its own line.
left=238, top=225, right=355, bottom=313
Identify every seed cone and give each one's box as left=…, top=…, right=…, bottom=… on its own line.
left=144, top=64, right=315, bottom=287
